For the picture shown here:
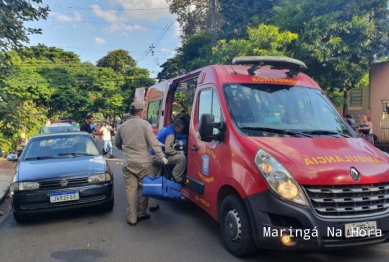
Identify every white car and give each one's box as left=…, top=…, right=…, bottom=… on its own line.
left=48, top=123, right=74, bottom=133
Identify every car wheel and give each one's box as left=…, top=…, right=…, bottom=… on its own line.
left=219, top=195, right=257, bottom=257
left=13, top=213, right=29, bottom=223
left=102, top=198, right=114, bottom=212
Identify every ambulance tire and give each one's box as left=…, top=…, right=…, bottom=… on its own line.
left=219, top=195, right=257, bottom=257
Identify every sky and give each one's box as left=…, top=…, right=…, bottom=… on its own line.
left=25, top=0, right=182, bottom=78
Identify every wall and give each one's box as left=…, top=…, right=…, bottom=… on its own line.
left=370, top=61, right=389, bottom=142
left=346, top=86, right=370, bottom=128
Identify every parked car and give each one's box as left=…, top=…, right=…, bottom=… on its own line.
left=48, top=123, right=75, bottom=133
left=8, top=132, right=114, bottom=222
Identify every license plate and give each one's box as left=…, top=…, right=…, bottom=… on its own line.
left=345, top=221, right=377, bottom=238
left=50, top=191, right=79, bottom=203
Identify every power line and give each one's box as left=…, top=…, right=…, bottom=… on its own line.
left=49, top=5, right=170, bottom=11
left=46, top=16, right=174, bottom=30
left=136, top=17, right=178, bottom=63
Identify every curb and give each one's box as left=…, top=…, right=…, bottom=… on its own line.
left=0, top=177, right=12, bottom=206
left=0, top=187, right=9, bottom=206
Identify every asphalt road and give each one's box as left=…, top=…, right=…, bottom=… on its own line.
left=1, top=148, right=389, bottom=262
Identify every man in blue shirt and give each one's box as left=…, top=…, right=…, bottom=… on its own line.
left=151, top=119, right=186, bottom=184
left=150, top=119, right=186, bottom=211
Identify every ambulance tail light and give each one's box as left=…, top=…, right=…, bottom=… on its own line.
left=254, top=149, right=309, bottom=206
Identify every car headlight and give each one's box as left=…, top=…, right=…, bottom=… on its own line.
left=254, top=149, right=308, bottom=206
left=88, top=173, right=111, bottom=183
left=12, top=182, right=40, bottom=192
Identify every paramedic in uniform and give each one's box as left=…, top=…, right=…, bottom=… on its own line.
left=149, top=119, right=187, bottom=211
left=151, top=119, right=186, bottom=183
left=115, top=102, right=168, bottom=226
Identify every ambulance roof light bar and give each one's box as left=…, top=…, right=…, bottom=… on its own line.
left=231, top=56, right=308, bottom=77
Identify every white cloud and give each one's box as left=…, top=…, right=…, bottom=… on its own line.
left=120, top=32, right=129, bottom=37
left=50, top=11, right=82, bottom=22
left=103, top=23, right=147, bottom=33
left=91, top=5, right=118, bottom=23
left=92, top=1, right=172, bottom=23
left=94, top=37, right=107, bottom=46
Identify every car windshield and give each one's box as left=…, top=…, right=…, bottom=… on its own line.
left=223, top=84, right=354, bottom=138
left=22, top=135, right=100, bottom=161
left=48, top=125, right=74, bottom=133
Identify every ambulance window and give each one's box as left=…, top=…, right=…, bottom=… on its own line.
left=147, top=100, right=161, bottom=126
left=198, top=89, right=222, bottom=135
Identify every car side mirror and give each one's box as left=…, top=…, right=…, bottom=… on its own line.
left=198, top=114, right=225, bottom=142
left=7, top=154, right=18, bottom=162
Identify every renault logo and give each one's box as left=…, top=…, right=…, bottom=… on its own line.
left=60, top=179, right=68, bottom=187
left=350, top=167, right=360, bottom=182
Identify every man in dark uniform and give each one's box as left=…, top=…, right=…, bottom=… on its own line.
left=345, top=114, right=357, bottom=131
left=80, top=115, right=94, bottom=134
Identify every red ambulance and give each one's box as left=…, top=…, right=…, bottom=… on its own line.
left=141, top=56, right=389, bottom=257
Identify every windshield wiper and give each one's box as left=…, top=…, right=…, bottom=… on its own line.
left=300, top=130, right=351, bottom=138
left=25, top=156, right=53, bottom=160
left=58, top=153, right=96, bottom=157
left=239, top=127, right=314, bottom=138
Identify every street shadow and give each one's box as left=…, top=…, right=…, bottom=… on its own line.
left=12, top=205, right=114, bottom=227
left=162, top=200, right=387, bottom=262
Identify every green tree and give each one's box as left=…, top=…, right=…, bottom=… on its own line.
left=211, top=24, right=298, bottom=64
left=268, top=0, right=389, bottom=93
left=96, top=49, right=137, bottom=75
left=157, top=56, right=182, bottom=82
left=0, top=0, right=49, bottom=78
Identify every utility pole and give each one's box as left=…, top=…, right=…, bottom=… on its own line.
left=210, top=0, right=216, bottom=31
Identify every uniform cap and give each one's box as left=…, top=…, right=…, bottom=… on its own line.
left=130, top=102, right=143, bottom=110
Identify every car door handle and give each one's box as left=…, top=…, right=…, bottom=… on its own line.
left=190, top=145, right=199, bottom=151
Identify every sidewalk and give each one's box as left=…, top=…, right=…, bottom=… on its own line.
left=0, top=159, right=16, bottom=205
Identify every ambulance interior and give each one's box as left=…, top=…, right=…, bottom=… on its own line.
left=168, top=77, right=197, bottom=156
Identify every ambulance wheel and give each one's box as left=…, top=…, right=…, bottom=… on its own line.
left=219, top=195, right=257, bottom=257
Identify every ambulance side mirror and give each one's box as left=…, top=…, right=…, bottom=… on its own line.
left=198, top=114, right=225, bottom=142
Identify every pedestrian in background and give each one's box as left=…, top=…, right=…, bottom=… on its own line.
left=80, top=115, right=95, bottom=135
left=344, top=114, right=356, bottom=131
left=39, top=119, right=51, bottom=133
left=357, top=114, right=374, bottom=145
left=115, top=102, right=168, bottom=226
left=71, top=120, right=79, bottom=131
left=101, top=121, right=115, bottom=159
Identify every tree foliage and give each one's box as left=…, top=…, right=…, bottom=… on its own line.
left=162, top=0, right=389, bottom=98
left=0, top=46, right=154, bottom=152
left=96, top=49, right=137, bottom=75
left=211, top=24, right=298, bottom=64
left=0, top=0, right=49, bottom=79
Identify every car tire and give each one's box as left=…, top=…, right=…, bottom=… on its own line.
left=102, top=198, right=114, bottom=212
left=13, top=213, right=29, bottom=223
left=219, top=194, right=257, bottom=257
